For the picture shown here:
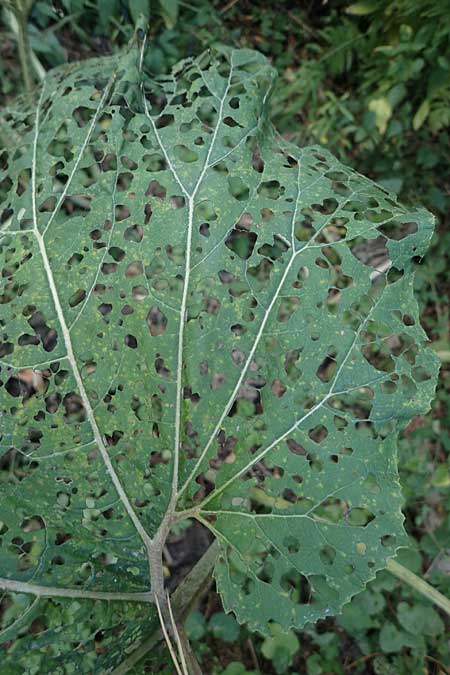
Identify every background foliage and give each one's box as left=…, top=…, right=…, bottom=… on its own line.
left=0, top=1, right=449, bottom=673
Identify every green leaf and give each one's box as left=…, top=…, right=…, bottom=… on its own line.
left=397, top=602, right=444, bottom=636
left=129, top=0, right=150, bottom=25
left=159, top=0, right=179, bottom=29
left=379, top=622, right=417, bottom=653
left=261, top=624, right=300, bottom=674
left=431, top=464, right=450, bottom=487
left=221, top=664, right=256, bottom=675
left=368, top=97, right=393, bottom=134
left=97, top=0, right=120, bottom=31
left=208, top=611, right=240, bottom=642
left=346, top=3, right=378, bottom=16
left=185, top=609, right=207, bottom=640
left=0, top=39, right=439, bottom=668
left=413, top=100, right=430, bottom=131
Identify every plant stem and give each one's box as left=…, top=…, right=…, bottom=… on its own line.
left=6, top=1, right=35, bottom=91
left=16, top=16, right=32, bottom=91
left=0, top=577, right=153, bottom=603
left=173, top=539, right=220, bottom=619
left=148, top=534, right=170, bottom=624
left=387, top=559, right=450, bottom=617
left=111, top=541, right=219, bottom=675
left=177, top=624, right=203, bottom=675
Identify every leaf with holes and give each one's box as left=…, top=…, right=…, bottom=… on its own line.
left=0, top=37, right=439, bottom=670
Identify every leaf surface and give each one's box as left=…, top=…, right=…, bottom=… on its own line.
left=0, top=41, right=438, bottom=667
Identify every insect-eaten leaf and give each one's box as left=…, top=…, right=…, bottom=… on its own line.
left=0, top=36, right=438, bottom=671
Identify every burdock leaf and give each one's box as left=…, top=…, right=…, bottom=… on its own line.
left=0, top=39, right=438, bottom=669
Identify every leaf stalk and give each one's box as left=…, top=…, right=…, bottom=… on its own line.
left=387, top=558, right=450, bottom=618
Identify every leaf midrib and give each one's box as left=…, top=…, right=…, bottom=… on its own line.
left=142, top=55, right=236, bottom=507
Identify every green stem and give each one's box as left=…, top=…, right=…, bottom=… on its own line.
left=177, top=625, right=204, bottom=675
left=387, top=559, right=450, bottom=617
left=16, top=16, right=33, bottom=91
left=110, top=541, right=219, bottom=675
left=173, top=540, right=219, bottom=619
left=6, top=2, right=37, bottom=91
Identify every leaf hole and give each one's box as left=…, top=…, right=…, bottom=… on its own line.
left=319, top=545, right=336, bottom=565
left=147, top=306, right=168, bottom=336
left=308, top=425, right=328, bottom=443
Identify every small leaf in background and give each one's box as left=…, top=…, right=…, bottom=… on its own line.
left=60, top=0, right=85, bottom=11
left=346, top=2, right=378, bottom=16
left=387, top=83, right=407, bottom=109
left=261, top=624, right=300, bottom=674
left=208, top=612, right=240, bottom=643
left=379, top=622, right=418, bottom=653
left=431, top=464, right=450, bottom=487
left=185, top=610, right=207, bottom=640
left=395, top=546, right=423, bottom=573
left=97, top=0, right=120, bottom=31
left=368, top=97, right=393, bottom=134
left=159, top=0, right=179, bottom=29
left=413, top=100, right=430, bottom=130
left=128, top=0, right=150, bottom=25
left=397, top=602, right=445, bottom=636
left=305, top=631, right=341, bottom=675
left=221, top=663, right=257, bottom=675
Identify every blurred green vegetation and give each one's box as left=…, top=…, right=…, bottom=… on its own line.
left=1, top=1, right=449, bottom=673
